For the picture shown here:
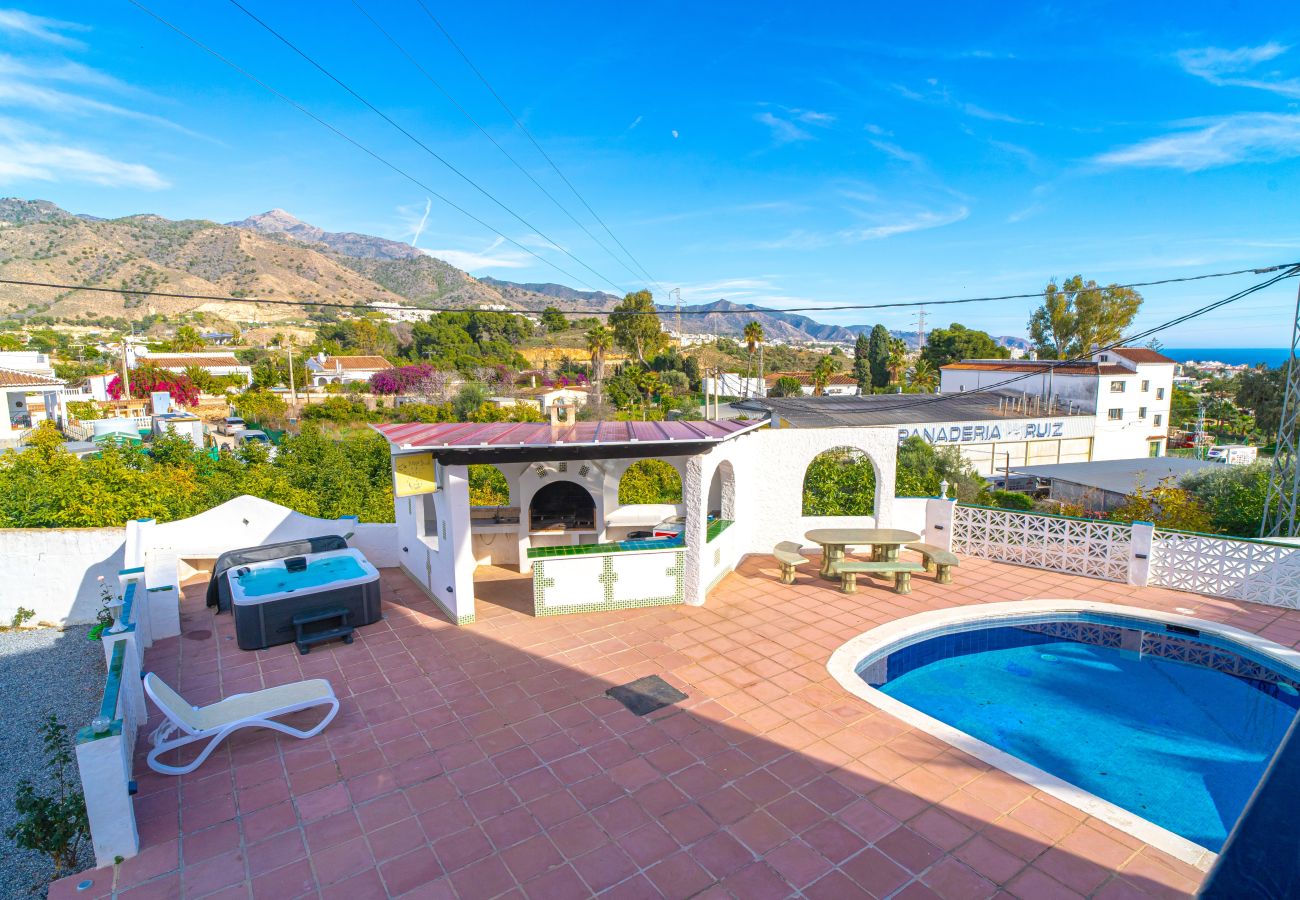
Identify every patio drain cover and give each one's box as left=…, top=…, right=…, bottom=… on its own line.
left=606, top=675, right=687, bottom=716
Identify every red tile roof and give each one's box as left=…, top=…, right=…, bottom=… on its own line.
left=764, top=371, right=857, bottom=386
left=374, top=419, right=764, bottom=450
left=1111, top=347, right=1176, bottom=364
left=317, top=355, right=393, bottom=371
left=0, top=367, right=61, bottom=387
left=144, top=354, right=242, bottom=368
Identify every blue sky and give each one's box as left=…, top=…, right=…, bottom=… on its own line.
left=4, top=1, right=1300, bottom=345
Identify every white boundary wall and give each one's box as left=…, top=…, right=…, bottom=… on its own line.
left=0, top=528, right=126, bottom=625
left=0, top=498, right=399, bottom=628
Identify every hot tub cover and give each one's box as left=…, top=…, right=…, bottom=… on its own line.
left=206, top=535, right=350, bottom=612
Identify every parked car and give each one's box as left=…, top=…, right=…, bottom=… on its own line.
left=234, top=429, right=276, bottom=459
left=216, top=416, right=246, bottom=436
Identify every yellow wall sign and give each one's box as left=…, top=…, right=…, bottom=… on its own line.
left=393, top=453, right=438, bottom=497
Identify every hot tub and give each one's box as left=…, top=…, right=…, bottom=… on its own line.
left=229, top=548, right=381, bottom=651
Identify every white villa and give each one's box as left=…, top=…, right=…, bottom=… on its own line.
left=306, top=353, right=393, bottom=386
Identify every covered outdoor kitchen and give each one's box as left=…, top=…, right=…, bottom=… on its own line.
left=373, top=417, right=906, bottom=624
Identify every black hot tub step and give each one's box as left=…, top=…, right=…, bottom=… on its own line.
left=292, top=606, right=354, bottom=655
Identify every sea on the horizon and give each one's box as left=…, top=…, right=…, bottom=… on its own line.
left=1161, top=348, right=1289, bottom=368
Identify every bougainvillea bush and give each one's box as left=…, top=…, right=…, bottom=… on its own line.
left=107, top=363, right=200, bottom=407
left=369, top=365, right=435, bottom=395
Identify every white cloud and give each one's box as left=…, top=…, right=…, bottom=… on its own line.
left=755, top=107, right=834, bottom=145
left=869, top=139, right=926, bottom=167
left=838, top=207, right=969, bottom=241
left=627, top=114, right=642, bottom=130
left=893, top=81, right=1035, bottom=125
left=422, top=237, right=530, bottom=271
left=0, top=136, right=167, bottom=188
left=0, top=79, right=196, bottom=134
left=1177, top=42, right=1300, bottom=98
left=755, top=111, right=812, bottom=143
left=1093, top=113, right=1300, bottom=171
left=0, top=54, right=128, bottom=91
left=0, top=9, right=86, bottom=47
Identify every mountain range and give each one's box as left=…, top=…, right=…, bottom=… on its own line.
left=0, top=199, right=1029, bottom=347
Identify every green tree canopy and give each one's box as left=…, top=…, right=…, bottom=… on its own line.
left=608, top=290, right=666, bottom=364
left=852, top=333, right=870, bottom=394
left=1236, top=365, right=1286, bottom=439
left=920, top=323, right=1009, bottom=368
left=618, top=459, right=683, bottom=504
left=769, top=375, right=803, bottom=397
left=1181, top=462, right=1269, bottom=537
left=1028, top=275, right=1143, bottom=359
left=867, top=324, right=891, bottom=389
left=541, top=307, right=567, bottom=332
left=802, top=447, right=875, bottom=515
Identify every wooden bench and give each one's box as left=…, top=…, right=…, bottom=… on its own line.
left=773, top=541, right=808, bottom=584
left=905, top=543, right=960, bottom=584
left=832, top=560, right=924, bottom=595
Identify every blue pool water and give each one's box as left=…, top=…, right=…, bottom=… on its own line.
left=868, top=621, right=1300, bottom=850
left=237, top=555, right=367, bottom=597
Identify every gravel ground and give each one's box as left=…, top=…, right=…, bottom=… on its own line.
left=0, top=625, right=104, bottom=899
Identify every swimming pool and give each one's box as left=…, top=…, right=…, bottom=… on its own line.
left=828, top=601, right=1300, bottom=866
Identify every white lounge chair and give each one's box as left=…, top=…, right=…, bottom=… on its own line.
left=143, top=673, right=339, bottom=775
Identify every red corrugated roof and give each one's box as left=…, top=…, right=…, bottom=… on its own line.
left=373, top=418, right=765, bottom=450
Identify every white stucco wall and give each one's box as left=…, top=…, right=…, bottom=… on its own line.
left=739, top=425, right=899, bottom=556
left=395, top=465, right=476, bottom=623
left=0, top=528, right=126, bottom=626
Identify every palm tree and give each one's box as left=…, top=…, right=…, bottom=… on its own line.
left=585, top=325, right=613, bottom=409
left=910, top=358, right=939, bottom=393
left=743, top=321, right=765, bottom=396
left=887, top=338, right=908, bottom=385
left=812, top=356, right=836, bottom=396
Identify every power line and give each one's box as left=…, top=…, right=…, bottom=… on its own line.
left=0, top=262, right=1293, bottom=318
left=814, top=265, right=1300, bottom=417
left=224, top=0, right=630, bottom=295
left=347, top=0, right=647, bottom=288
left=412, top=0, right=663, bottom=292
left=126, top=0, right=605, bottom=293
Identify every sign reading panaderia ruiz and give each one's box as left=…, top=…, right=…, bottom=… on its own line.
left=897, top=419, right=1077, bottom=445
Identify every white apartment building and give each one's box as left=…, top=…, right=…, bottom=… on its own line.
left=939, top=347, right=1176, bottom=460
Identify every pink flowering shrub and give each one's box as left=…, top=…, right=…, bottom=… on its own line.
left=370, top=365, right=435, bottom=395
left=107, top=364, right=199, bottom=407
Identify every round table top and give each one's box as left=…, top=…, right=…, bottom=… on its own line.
left=804, top=528, right=921, bottom=545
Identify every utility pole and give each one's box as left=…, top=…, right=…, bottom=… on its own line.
left=120, top=340, right=131, bottom=404
left=1194, top=402, right=1207, bottom=460
left=287, top=340, right=298, bottom=406
left=668, top=288, right=682, bottom=347
left=913, top=306, right=927, bottom=350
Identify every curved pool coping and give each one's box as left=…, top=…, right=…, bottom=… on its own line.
left=826, top=600, right=1300, bottom=871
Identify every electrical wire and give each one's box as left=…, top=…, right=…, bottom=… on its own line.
left=224, top=0, right=629, bottom=295
left=125, top=0, right=604, bottom=293
left=1, top=262, right=1293, bottom=317
left=779, top=265, right=1300, bottom=417
left=412, top=0, right=663, bottom=292
left=347, top=0, right=648, bottom=287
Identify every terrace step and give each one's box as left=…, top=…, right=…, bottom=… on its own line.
left=292, top=606, right=353, bottom=655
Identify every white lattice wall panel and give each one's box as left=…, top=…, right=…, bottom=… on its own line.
left=1150, top=531, right=1300, bottom=609
left=952, top=505, right=1132, bottom=582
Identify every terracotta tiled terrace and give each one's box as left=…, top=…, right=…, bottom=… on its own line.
left=54, top=554, right=1300, bottom=900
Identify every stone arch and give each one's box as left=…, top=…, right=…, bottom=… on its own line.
left=801, top=446, right=878, bottom=516
left=708, top=459, right=736, bottom=520
left=618, top=459, right=683, bottom=505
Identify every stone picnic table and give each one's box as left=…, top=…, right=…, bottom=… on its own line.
left=804, top=528, right=922, bottom=581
